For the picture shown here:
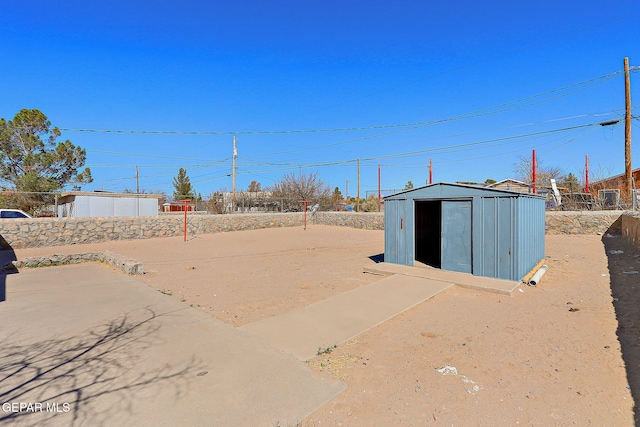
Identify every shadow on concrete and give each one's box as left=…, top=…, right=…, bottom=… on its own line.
left=603, top=234, right=640, bottom=425
left=0, top=307, right=201, bottom=427
left=368, top=253, right=384, bottom=263
left=0, top=234, right=18, bottom=302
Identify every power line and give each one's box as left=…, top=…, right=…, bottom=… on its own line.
left=57, top=71, right=624, bottom=138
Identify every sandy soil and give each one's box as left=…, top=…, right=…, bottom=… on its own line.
left=16, top=225, right=639, bottom=425
left=16, top=226, right=384, bottom=327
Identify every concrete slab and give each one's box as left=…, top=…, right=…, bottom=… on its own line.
left=364, top=262, right=521, bottom=295
left=241, top=275, right=454, bottom=361
left=0, top=264, right=344, bottom=427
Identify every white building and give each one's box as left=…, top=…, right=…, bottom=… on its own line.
left=57, top=191, right=161, bottom=217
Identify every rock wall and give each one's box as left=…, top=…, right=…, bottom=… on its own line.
left=545, top=211, right=624, bottom=235
left=0, top=210, right=637, bottom=249
left=311, top=211, right=384, bottom=230
left=0, top=213, right=303, bottom=249
left=12, top=252, right=144, bottom=275
left=620, top=211, right=640, bottom=249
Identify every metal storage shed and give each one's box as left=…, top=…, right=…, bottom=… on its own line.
left=57, top=191, right=160, bottom=217
left=384, top=183, right=545, bottom=281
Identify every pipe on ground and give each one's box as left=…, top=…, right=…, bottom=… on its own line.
left=528, top=265, right=548, bottom=287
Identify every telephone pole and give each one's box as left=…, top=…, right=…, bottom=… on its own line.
left=378, top=164, right=381, bottom=202
left=136, top=165, right=140, bottom=217
left=232, top=135, right=238, bottom=196
left=624, top=57, right=633, bottom=202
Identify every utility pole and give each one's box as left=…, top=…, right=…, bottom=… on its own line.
left=232, top=135, right=237, bottom=196
left=346, top=180, right=349, bottom=201
left=135, top=165, right=140, bottom=217
left=585, top=154, right=590, bottom=194
left=357, top=158, right=360, bottom=212
left=624, top=57, right=633, bottom=202
left=532, top=149, right=537, bottom=194
left=378, top=164, right=381, bottom=202
left=429, top=158, right=433, bottom=184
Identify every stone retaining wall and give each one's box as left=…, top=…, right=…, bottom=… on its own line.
left=0, top=210, right=636, bottom=249
left=545, top=211, right=624, bottom=235
left=10, top=252, right=143, bottom=275
left=311, top=211, right=384, bottom=230
left=0, top=213, right=303, bottom=249
left=620, top=211, right=640, bottom=249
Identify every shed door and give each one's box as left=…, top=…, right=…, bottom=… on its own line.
left=441, top=200, right=472, bottom=274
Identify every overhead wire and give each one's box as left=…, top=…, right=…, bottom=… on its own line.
left=58, top=70, right=622, bottom=139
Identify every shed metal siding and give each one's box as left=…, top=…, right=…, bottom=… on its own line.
left=383, top=198, right=413, bottom=266
left=384, top=199, right=400, bottom=264
left=515, top=196, right=546, bottom=279
left=441, top=200, right=472, bottom=273
left=479, top=197, right=513, bottom=279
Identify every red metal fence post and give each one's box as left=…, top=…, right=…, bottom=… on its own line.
left=180, top=199, right=189, bottom=241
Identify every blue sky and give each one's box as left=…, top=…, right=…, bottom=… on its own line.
left=2, top=1, right=639, bottom=198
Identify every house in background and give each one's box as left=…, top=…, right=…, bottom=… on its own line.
left=161, top=201, right=197, bottom=212
left=590, top=168, right=640, bottom=207
left=455, top=179, right=531, bottom=193
left=485, top=178, right=530, bottom=193
left=57, top=191, right=161, bottom=217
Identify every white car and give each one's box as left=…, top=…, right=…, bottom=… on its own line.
left=0, top=209, right=33, bottom=219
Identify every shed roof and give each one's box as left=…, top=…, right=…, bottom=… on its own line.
left=59, top=191, right=161, bottom=199
left=486, top=178, right=528, bottom=187
left=384, top=182, right=544, bottom=200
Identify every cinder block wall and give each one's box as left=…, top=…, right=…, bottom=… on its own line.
left=0, top=210, right=638, bottom=249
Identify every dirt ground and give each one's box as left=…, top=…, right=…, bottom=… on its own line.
left=15, top=225, right=639, bottom=425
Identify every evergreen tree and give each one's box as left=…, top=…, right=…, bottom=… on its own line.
left=172, top=168, right=195, bottom=200
left=0, top=109, right=92, bottom=212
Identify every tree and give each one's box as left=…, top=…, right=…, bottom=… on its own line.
left=0, top=109, right=92, bottom=212
left=404, top=181, right=414, bottom=190
left=484, top=178, right=497, bottom=184
left=563, top=173, right=580, bottom=193
left=247, top=180, right=262, bottom=192
left=172, top=168, right=195, bottom=200
left=207, top=188, right=227, bottom=214
left=331, top=187, right=343, bottom=204
left=513, top=155, right=564, bottom=188
left=269, top=171, right=331, bottom=211
left=360, top=194, right=381, bottom=212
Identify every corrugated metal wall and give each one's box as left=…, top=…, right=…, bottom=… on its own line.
left=475, top=195, right=545, bottom=280
left=478, top=196, right=516, bottom=280
left=515, top=196, right=546, bottom=279
left=384, top=198, right=413, bottom=265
